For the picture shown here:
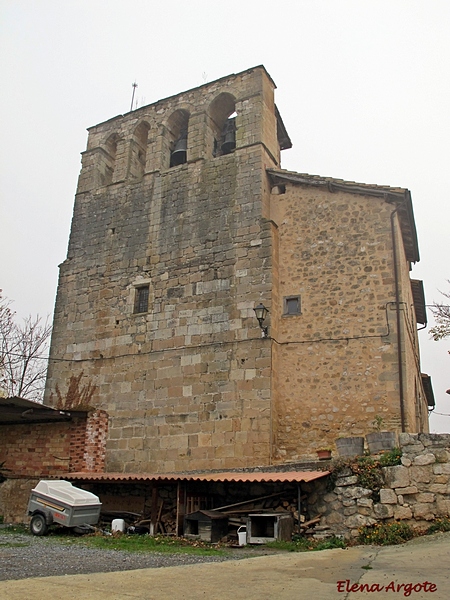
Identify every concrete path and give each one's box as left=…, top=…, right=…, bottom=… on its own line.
left=1, top=532, right=449, bottom=599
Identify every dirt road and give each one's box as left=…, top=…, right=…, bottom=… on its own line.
left=1, top=532, right=449, bottom=599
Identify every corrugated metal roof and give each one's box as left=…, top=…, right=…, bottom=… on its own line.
left=67, top=470, right=329, bottom=484
left=0, top=396, right=85, bottom=425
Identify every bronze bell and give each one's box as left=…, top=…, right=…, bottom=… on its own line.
left=221, top=118, right=236, bottom=155
left=170, top=129, right=188, bottom=166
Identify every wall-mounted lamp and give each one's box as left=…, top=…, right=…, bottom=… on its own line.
left=254, top=303, right=269, bottom=338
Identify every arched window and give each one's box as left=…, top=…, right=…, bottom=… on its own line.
left=130, top=121, right=150, bottom=179
left=208, top=93, right=237, bottom=157
left=101, top=134, right=119, bottom=185
left=164, top=109, right=189, bottom=168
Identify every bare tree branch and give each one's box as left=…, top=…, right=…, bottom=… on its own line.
left=429, top=282, right=450, bottom=341
left=0, top=291, right=52, bottom=402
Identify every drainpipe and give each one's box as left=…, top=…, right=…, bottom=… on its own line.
left=390, top=206, right=406, bottom=432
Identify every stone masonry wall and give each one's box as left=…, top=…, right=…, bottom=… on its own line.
left=315, top=433, right=450, bottom=538
left=269, top=183, right=428, bottom=461
left=44, top=67, right=280, bottom=473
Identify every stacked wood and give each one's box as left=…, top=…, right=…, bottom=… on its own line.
left=118, top=489, right=324, bottom=539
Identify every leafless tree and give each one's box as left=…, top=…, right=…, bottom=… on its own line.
left=0, top=291, right=52, bottom=402
left=429, top=282, right=450, bottom=342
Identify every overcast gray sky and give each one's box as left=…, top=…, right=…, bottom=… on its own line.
left=1, top=0, right=449, bottom=431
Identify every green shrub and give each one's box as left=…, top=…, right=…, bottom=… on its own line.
left=328, top=449, right=402, bottom=501
left=76, top=534, right=226, bottom=555
left=1, top=524, right=28, bottom=534
left=266, top=535, right=346, bottom=552
left=426, top=517, right=450, bottom=535
left=315, top=536, right=346, bottom=551
left=379, top=447, right=402, bottom=467
left=358, top=521, right=415, bottom=545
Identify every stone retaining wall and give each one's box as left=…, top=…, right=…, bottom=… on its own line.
left=313, top=433, right=450, bottom=538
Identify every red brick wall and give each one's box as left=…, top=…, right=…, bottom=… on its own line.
left=83, top=410, right=108, bottom=472
left=69, top=417, right=89, bottom=472
left=1, top=421, right=74, bottom=478
left=0, top=411, right=108, bottom=478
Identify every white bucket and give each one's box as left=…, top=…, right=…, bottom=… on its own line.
left=237, top=525, right=247, bottom=546
left=111, top=518, right=126, bottom=533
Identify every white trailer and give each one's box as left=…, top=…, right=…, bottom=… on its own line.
left=27, top=480, right=101, bottom=536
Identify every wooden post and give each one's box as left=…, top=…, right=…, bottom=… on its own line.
left=176, top=481, right=186, bottom=536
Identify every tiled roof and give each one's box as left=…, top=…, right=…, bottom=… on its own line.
left=66, top=470, right=329, bottom=484
left=267, top=168, right=420, bottom=263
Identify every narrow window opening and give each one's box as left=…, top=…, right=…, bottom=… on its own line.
left=209, top=93, right=236, bottom=158
left=284, top=296, right=301, bottom=316
left=130, top=121, right=150, bottom=179
left=166, top=109, right=189, bottom=169
left=102, top=134, right=119, bottom=186
left=134, top=286, right=149, bottom=314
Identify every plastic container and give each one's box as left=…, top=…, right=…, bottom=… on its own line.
left=237, top=525, right=247, bottom=546
left=112, top=518, right=126, bottom=533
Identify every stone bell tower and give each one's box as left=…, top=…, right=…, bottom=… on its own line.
left=45, top=66, right=292, bottom=473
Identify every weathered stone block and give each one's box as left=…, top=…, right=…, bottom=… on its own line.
left=415, top=492, right=435, bottom=503
left=394, top=506, right=413, bottom=520
left=373, top=504, right=394, bottom=519
left=342, top=499, right=356, bottom=507
left=379, top=488, right=397, bottom=504
left=357, top=497, right=374, bottom=509
left=399, top=432, right=418, bottom=446
left=413, top=453, right=436, bottom=466
left=395, top=486, right=418, bottom=495
left=383, top=465, right=410, bottom=489
left=335, top=475, right=358, bottom=487
left=429, top=483, right=448, bottom=493
left=341, top=486, right=372, bottom=500
left=419, top=432, right=450, bottom=447
left=434, top=475, right=449, bottom=484
left=323, top=492, right=337, bottom=503
left=343, top=506, right=357, bottom=516
left=409, top=466, right=431, bottom=483
left=433, top=463, right=450, bottom=475
left=412, top=503, right=435, bottom=520
left=324, top=511, right=344, bottom=525
left=434, top=449, right=450, bottom=463
left=435, top=497, right=450, bottom=517
left=345, top=514, right=377, bottom=528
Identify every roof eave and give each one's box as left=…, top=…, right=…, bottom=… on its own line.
left=267, top=168, right=420, bottom=263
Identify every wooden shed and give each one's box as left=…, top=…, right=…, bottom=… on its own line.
left=184, top=510, right=228, bottom=543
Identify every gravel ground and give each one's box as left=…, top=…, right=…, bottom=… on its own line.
left=0, top=529, right=274, bottom=581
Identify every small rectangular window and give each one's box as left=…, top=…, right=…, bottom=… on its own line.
left=284, top=296, right=301, bottom=316
left=134, top=285, right=149, bottom=313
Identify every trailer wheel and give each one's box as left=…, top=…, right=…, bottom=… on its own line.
left=30, top=513, right=48, bottom=536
